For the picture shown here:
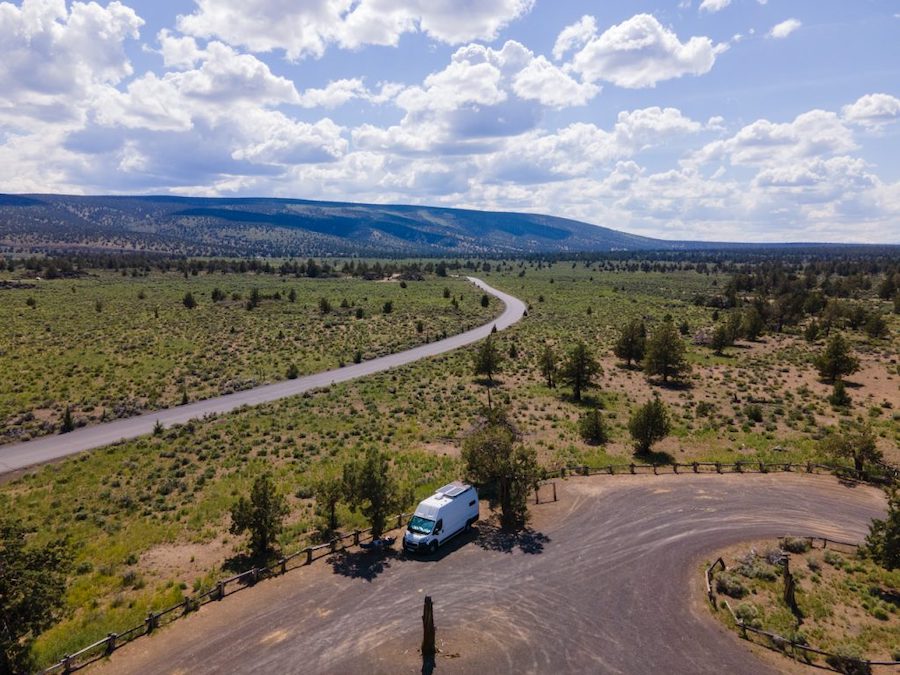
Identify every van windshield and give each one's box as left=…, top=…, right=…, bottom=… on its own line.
left=408, top=515, right=435, bottom=534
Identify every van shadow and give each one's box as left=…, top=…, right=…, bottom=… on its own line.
left=404, top=529, right=480, bottom=563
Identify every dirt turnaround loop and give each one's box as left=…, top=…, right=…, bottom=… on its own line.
left=92, top=474, right=887, bottom=675
left=0, top=277, right=525, bottom=475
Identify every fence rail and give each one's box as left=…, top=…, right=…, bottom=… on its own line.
left=39, top=512, right=414, bottom=674
left=706, top=539, right=900, bottom=671
left=542, top=460, right=896, bottom=484
left=41, top=459, right=894, bottom=674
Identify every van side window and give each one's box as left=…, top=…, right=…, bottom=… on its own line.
left=435, top=519, right=443, bottom=533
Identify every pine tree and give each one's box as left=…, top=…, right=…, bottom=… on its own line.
left=229, top=474, right=289, bottom=558
left=560, top=342, right=601, bottom=401
left=473, top=335, right=502, bottom=383
left=538, top=343, right=557, bottom=388
left=613, top=319, right=646, bottom=367
left=814, top=333, right=859, bottom=383
left=628, top=397, right=671, bottom=454
left=643, top=320, right=689, bottom=383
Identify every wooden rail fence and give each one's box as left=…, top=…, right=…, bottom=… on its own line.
left=542, top=461, right=897, bottom=485
left=39, top=512, right=415, bottom=674
left=705, top=537, right=900, bottom=671
left=39, top=460, right=894, bottom=673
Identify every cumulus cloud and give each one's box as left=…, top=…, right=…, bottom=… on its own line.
left=177, top=0, right=534, bottom=60
left=96, top=40, right=300, bottom=131
left=699, top=0, right=731, bottom=13
left=552, top=15, right=596, bottom=60
left=841, top=93, right=900, bottom=130
left=479, top=106, right=704, bottom=184
left=0, top=0, right=143, bottom=126
left=512, top=56, right=599, bottom=107
left=354, top=40, right=600, bottom=154
left=567, top=13, right=725, bottom=88
left=768, top=18, right=802, bottom=39
left=689, top=110, right=856, bottom=167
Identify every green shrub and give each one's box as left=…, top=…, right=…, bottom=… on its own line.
left=716, top=573, right=747, bottom=598
left=779, top=536, right=811, bottom=553
left=825, top=645, right=871, bottom=675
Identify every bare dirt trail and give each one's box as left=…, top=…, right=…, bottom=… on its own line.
left=0, top=277, right=525, bottom=474
left=91, top=474, right=887, bottom=675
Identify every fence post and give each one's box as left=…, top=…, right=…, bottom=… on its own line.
left=62, top=655, right=72, bottom=674
left=692, top=462, right=699, bottom=473
left=735, top=461, right=742, bottom=473
left=280, top=558, right=287, bottom=575
left=552, top=482, right=557, bottom=502
left=216, top=580, right=225, bottom=600
left=145, top=611, right=157, bottom=634
left=759, top=461, right=766, bottom=473
left=535, top=487, right=540, bottom=504
left=652, top=464, right=658, bottom=475
left=715, top=462, right=722, bottom=474
left=330, top=538, right=338, bottom=553
left=629, top=463, right=635, bottom=475
left=306, top=547, right=313, bottom=565
left=354, top=530, right=360, bottom=546
left=607, top=465, right=614, bottom=475
left=397, top=513, right=403, bottom=529
left=673, top=462, right=679, bottom=474
left=806, top=461, right=813, bottom=473
left=106, top=633, right=117, bottom=655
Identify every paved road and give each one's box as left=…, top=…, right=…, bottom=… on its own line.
left=0, top=277, right=525, bottom=474
left=94, top=474, right=887, bottom=675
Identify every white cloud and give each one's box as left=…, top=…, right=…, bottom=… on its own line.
left=177, top=0, right=534, bottom=60
left=699, top=0, right=731, bottom=13
left=97, top=40, right=300, bottom=131
left=689, top=110, right=856, bottom=167
left=568, top=13, right=724, bottom=88
left=0, top=0, right=143, bottom=127
left=512, top=55, right=599, bottom=107
left=355, top=40, right=599, bottom=154
left=479, top=106, right=704, bottom=183
left=768, top=18, right=802, bottom=39
left=841, top=93, right=900, bottom=130
left=552, top=15, right=596, bottom=60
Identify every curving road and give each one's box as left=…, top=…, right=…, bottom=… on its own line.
left=0, top=277, right=526, bottom=474
left=93, top=474, right=887, bottom=675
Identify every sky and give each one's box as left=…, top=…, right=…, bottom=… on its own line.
left=1, top=0, right=899, bottom=243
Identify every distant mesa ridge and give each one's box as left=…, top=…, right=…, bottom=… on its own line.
left=0, top=193, right=890, bottom=256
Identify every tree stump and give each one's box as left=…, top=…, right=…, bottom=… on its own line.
left=422, top=596, right=436, bottom=657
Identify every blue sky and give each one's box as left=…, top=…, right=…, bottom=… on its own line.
left=1, top=0, right=898, bottom=242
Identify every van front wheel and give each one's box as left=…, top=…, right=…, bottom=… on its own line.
left=428, top=541, right=438, bottom=555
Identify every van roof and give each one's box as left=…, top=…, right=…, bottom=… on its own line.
left=435, top=481, right=471, bottom=498
left=414, top=482, right=473, bottom=518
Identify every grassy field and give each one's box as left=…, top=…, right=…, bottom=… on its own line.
left=0, top=271, right=497, bottom=443
left=1, top=260, right=897, bottom=667
left=709, top=538, right=900, bottom=664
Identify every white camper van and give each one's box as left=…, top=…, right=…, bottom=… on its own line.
left=403, top=482, right=479, bottom=555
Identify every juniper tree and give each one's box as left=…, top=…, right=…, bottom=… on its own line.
left=343, top=448, right=409, bottom=538
left=643, top=320, right=689, bottom=384
left=628, top=397, right=671, bottom=454
left=229, top=474, right=288, bottom=558
left=462, top=408, right=540, bottom=531
left=0, top=519, right=71, bottom=673
left=814, top=333, right=859, bottom=383
left=560, top=341, right=600, bottom=401
left=613, top=319, right=646, bottom=367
